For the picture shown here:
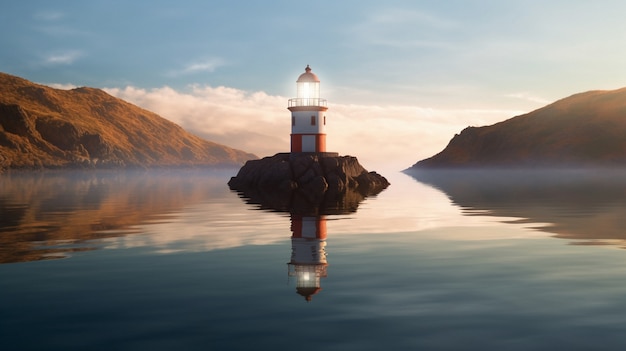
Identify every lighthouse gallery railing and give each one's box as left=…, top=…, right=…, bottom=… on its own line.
left=288, top=98, right=327, bottom=108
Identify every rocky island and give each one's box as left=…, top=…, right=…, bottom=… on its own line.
left=228, top=152, right=389, bottom=214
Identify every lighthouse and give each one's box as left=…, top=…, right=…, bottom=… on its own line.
left=288, top=65, right=329, bottom=153
left=287, top=214, right=328, bottom=302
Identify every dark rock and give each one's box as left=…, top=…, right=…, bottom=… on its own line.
left=228, top=152, right=389, bottom=215
left=0, top=104, right=34, bottom=136
left=80, top=133, right=112, bottom=159
left=35, top=117, right=81, bottom=151
left=356, top=171, right=391, bottom=196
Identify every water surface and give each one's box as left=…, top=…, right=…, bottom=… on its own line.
left=3, top=169, right=626, bottom=350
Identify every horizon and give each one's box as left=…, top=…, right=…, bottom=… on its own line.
left=3, top=1, right=626, bottom=170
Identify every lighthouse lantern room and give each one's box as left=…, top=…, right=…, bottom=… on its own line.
left=287, top=215, right=328, bottom=302
left=288, top=65, right=329, bottom=153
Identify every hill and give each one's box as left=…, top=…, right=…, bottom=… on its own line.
left=406, top=87, right=626, bottom=170
left=0, top=72, right=256, bottom=171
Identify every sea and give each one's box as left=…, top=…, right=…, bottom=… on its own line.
left=3, top=168, right=626, bottom=350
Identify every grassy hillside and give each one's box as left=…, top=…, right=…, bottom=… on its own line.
left=408, top=87, right=626, bottom=169
left=0, top=72, right=256, bottom=171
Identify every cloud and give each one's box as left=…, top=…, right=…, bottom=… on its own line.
left=32, top=10, right=91, bottom=37
left=104, top=84, right=288, bottom=156
left=351, top=7, right=458, bottom=50
left=45, top=82, right=78, bottom=90
left=43, top=50, right=83, bottom=65
left=369, top=8, right=457, bottom=29
left=33, top=10, right=65, bottom=21
left=168, top=58, right=227, bottom=76
left=183, top=59, right=224, bottom=73
left=105, top=84, right=524, bottom=170
left=505, top=92, right=552, bottom=105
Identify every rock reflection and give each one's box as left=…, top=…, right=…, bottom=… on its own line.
left=406, top=169, right=626, bottom=247
left=233, top=184, right=386, bottom=301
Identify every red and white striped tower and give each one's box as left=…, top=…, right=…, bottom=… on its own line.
left=287, top=214, right=328, bottom=302
left=288, top=65, right=328, bottom=153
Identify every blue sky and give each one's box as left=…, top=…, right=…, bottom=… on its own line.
left=3, top=1, right=626, bottom=169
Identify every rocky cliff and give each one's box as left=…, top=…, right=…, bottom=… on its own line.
left=0, top=72, right=256, bottom=171
left=407, top=87, right=626, bottom=170
left=228, top=153, right=389, bottom=215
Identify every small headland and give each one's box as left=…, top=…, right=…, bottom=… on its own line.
left=228, top=152, right=390, bottom=215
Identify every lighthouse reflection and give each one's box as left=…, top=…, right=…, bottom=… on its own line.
left=231, top=185, right=382, bottom=302
left=288, top=215, right=328, bottom=302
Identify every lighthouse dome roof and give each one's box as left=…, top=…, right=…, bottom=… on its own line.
left=297, top=65, right=320, bottom=83
left=296, top=287, right=322, bottom=302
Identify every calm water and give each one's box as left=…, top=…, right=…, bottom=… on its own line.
left=3, top=169, right=626, bottom=350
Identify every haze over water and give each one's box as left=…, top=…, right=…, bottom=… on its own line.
left=3, top=169, right=626, bottom=350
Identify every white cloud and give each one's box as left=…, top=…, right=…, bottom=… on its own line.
left=45, top=82, right=78, bottom=90
left=105, top=84, right=524, bottom=171
left=33, top=10, right=92, bottom=37
left=104, top=84, right=288, bottom=155
left=183, top=59, right=224, bottom=73
left=369, top=8, right=457, bottom=30
left=168, top=58, right=227, bottom=76
left=43, top=50, right=83, bottom=65
left=505, top=92, right=552, bottom=105
left=33, top=10, right=65, bottom=21
left=351, top=7, right=458, bottom=50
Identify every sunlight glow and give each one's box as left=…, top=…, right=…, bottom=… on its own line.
left=105, top=83, right=523, bottom=170
left=301, top=82, right=310, bottom=99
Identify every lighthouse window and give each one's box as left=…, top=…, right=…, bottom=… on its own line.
left=310, top=116, right=316, bottom=126
left=292, top=116, right=295, bottom=126
left=324, top=115, right=326, bottom=125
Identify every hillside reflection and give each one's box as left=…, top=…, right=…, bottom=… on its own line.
left=407, top=169, right=626, bottom=247
left=0, top=170, right=233, bottom=264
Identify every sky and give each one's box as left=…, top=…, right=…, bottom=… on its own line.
left=2, top=0, right=626, bottom=170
